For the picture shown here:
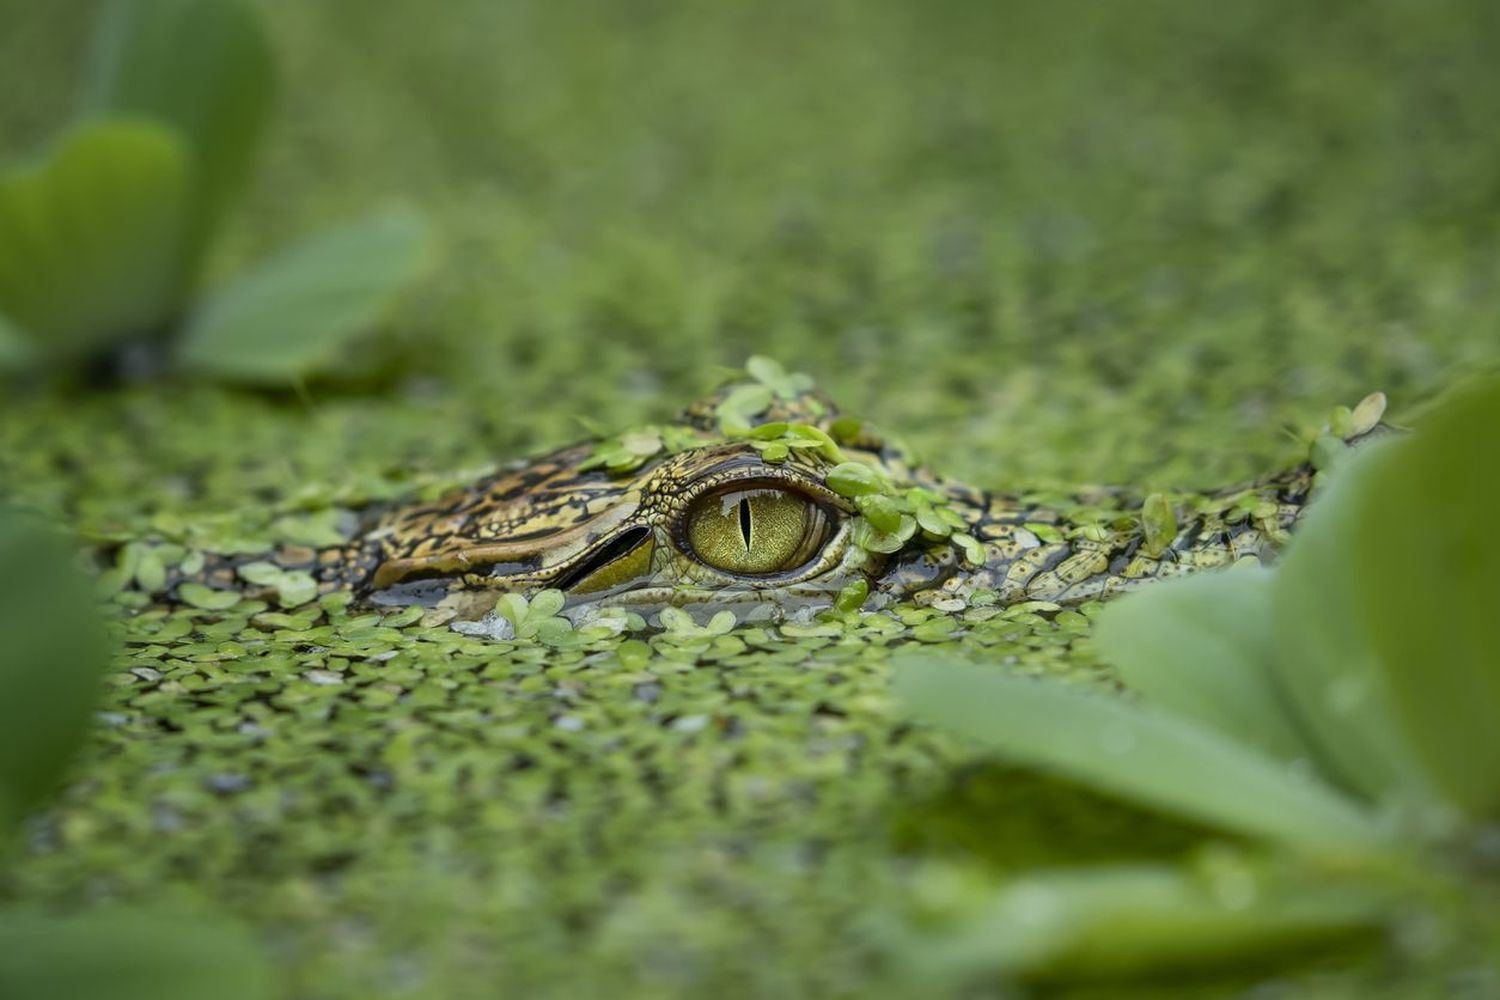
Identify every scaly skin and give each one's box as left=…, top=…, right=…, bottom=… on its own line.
left=163, top=367, right=1384, bottom=622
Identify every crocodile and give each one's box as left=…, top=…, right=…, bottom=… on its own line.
left=165, top=360, right=1387, bottom=625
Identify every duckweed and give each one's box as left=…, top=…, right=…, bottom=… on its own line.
left=4, top=1, right=1498, bottom=997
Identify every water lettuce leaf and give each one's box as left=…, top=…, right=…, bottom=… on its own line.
left=0, top=908, right=271, bottom=1000
left=177, top=206, right=434, bottom=382
left=1094, top=565, right=1313, bottom=765
left=894, top=657, right=1387, bottom=853
left=0, top=509, right=111, bottom=837
left=888, top=863, right=1387, bottom=984
left=84, top=0, right=273, bottom=267
left=0, top=120, right=190, bottom=361
left=1338, top=377, right=1500, bottom=818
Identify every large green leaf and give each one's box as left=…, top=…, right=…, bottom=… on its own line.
left=1342, top=377, right=1500, bottom=817
left=84, top=0, right=273, bottom=266
left=0, top=908, right=271, bottom=1000
left=0, top=509, right=111, bottom=837
left=0, top=120, right=190, bottom=360
left=888, top=863, right=1387, bottom=984
left=1272, top=436, right=1458, bottom=821
left=177, top=206, right=434, bottom=382
left=1094, top=566, right=1313, bottom=765
left=893, top=658, right=1388, bottom=853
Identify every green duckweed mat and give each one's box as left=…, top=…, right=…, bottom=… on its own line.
left=3, top=1, right=1499, bottom=996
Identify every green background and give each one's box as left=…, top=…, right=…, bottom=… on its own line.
left=2, top=0, right=1498, bottom=996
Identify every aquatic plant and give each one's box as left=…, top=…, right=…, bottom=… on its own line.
left=893, top=376, right=1500, bottom=983
left=0, top=0, right=431, bottom=383
left=0, top=507, right=271, bottom=999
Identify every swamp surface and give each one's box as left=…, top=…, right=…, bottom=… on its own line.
left=2, top=1, right=1499, bottom=996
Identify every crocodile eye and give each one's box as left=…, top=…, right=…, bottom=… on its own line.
left=684, top=487, right=831, bottom=576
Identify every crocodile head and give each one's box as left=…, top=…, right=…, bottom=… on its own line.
left=347, top=359, right=1352, bottom=623
left=358, top=365, right=973, bottom=620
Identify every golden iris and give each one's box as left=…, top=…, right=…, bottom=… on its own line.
left=685, top=487, right=829, bottom=575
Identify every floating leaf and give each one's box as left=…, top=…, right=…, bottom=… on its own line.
left=854, top=515, right=917, bottom=554
left=177, top=206, right=434, bottom=382
left=894, top=657, right=1388, bottom=852
left=1139, top=493, right=1178, bottom=558
left=234, top=561, right=283, bottom=587
left=494, top=593, right=528, bottom=629
left=529, top=589, right=566, bottom=620
left=1346, top=391, right=1387, bottom=438
left=492, top=589, right=572, bottom=642
left=1272, top=436, right=1452, bottom=816
left=827, top=462, right=884, bottom=498
left=1095, top=567, right=1314, bottom=765
left=828, top=415, right=862, bottom=441
left=1335, top=377, right=1500, bottom=818
left=835, top=578, right=869, bottom=613
left=1026, top=522, right=1064, bottom=544
left=911, top=499, right=953, bottom=538
left=133, top=545, right=168, bottom=593
left=618, top=431, right=662, bottom=458
left=271, top=570, right=317, bottom=608
left=745, top=354, right=814, bottom=398
left=759, top=442, right=789, bottom=462
left=0, top=120, right=190, bottom=360
left=888, top=862, right=1387, bottom=985
left=0, top=509, right=111, bottom=837
left=531, top=615, right=577, bottom=646
left=748, top=421, right=789, bottom=440
left=856, top=494, right=904, bottom=533
left=0, top=908, right=272, bottom=1000
left=745, top=355, right=787, bottom=387
left=177, top=581, right=241, bottom=610
left=714, top=383, right=774, bottom=432
left=951, top=533, right=985, bottom=565
left=659, top=607, right=736, bottom=638
left=85, top=0, right=274, bottom=264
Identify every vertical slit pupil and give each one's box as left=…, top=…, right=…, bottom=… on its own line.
left=738, top=496, right=753, bottom=549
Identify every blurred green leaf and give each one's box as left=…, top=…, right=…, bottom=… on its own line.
left=1272, top=438, right=1452, bottom=816
left=0, top=509, right=111, bottom=837
left=1095, top=566, right=1313, bottom=765
left=714, top=383, right=774, bottom=432
left=894, top=657, right=1387, bottom=852
left=85, top=0, right=273, bottom=266
left=0, top=120, right=190, bottom=360
left=1340, top=377, right=1500, bottom=818
left=176, top=207, right=434, bottom=382
left=0, top=312, right=32, bottom=370
left=889, top=862, right=1386, bottom=984
left=745, top=354, right=814, bottom=398
left=0, top=908, right=272, bottom=1000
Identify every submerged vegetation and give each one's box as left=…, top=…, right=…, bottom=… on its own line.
left=2, top=0, right=1500, bottom=997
